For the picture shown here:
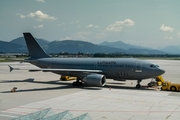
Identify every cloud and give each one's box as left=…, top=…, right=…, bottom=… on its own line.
left=106, top=19, right=135, bottom=32
left=58, top=23, right=65, bottom=26
left=20, top=15, right=25, bottom=18
left=70, top=21, right=80, bottom=24
left=63, top=28, right=70, bottom=31
left=60, top=36, right=72, bottom=40
left=94, top=26, right=100, bottom=28
left=36, top=0, right=45, bottom=2
left=86, top=24, right=93, bottom=28
left=160, top=24, right=173, bottom=32
left=86, top=24, right=100, bottom=28
left=74, top=32, right=91, bottom=40
left=17, top=11, right=57, bottom=21
left=16, top=13, right=25, bottom=18
left=27, top=11, right=57, bottom=21
left=96, top=33, right=106, bottom=39
left=33, top=24, right=43, bottom=29
left=177, top=32, right=180, bottom=38
left=60, top=32, right=91, bottom=40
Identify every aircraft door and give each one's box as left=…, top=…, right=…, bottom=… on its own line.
left=94, top=64, right=97, bottom=69
left=135, top=62, right=142, bottom=72
left=47, top=61, right=51, bottom=68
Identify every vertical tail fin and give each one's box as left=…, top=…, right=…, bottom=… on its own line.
left=23, top=33, right=50, bottom=59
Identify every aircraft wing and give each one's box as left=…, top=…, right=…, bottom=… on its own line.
left=8, top=65, right=102, bottom=73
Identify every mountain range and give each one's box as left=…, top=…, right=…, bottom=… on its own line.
left=99, top=41, right=147, bottom=50
left=0, top=37, right=178, bottom=54
left=160, top=46, right=180, bottom=54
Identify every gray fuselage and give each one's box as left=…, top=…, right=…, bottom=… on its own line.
left=33, top=57, right=165, bottom=80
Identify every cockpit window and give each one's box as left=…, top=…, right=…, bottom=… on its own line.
left=150, top=64, right=159, bottom=68
left=150, top=64, right=154, bottom=67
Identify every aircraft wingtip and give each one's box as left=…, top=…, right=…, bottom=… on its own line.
left=8, top=65, right=13, bottom=72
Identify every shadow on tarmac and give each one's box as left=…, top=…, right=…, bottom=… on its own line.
left=106, top=82, right=126, bottom=85
left=0, top=78, right=156, bottom=93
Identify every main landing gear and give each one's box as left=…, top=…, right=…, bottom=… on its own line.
left=72, top=77, right=83, bottom=86
left=136, top=79, right=142, bottom=88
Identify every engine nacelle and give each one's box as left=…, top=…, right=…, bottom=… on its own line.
left=82, top=74, right=106, bottom=86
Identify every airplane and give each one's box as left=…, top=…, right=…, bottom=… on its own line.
left=9, top=33, right=165, bottom=88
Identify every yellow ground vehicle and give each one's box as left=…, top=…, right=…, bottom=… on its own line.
left=60, top=76, right=77, bottom=81
left=156, top=76, right=180, bottom=91
left=161, top=82, right=180, bottom=91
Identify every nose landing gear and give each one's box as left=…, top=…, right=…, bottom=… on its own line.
left=136, top=79, right=142, bottom=88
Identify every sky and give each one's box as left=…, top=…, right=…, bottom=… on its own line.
left=0, top=0, right=180, bottom=49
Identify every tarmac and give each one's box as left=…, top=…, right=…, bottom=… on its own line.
left=0, top=60, right=180, bottom=120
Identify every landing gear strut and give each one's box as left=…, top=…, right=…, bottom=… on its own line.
left=72, top=77, right=83, bottom=86
left=136, top=79, right=142, bottom=88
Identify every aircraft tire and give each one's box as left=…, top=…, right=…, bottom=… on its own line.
left=77, top=82, right=83, bottom=86
left=73, top=82, right=77, bottom=86
left=136, top=84, right=141, bottom=88
left=161, top=87, right=164, bottom=90
left=79, top=82, right=83, bottom=86
left=170, top=86, right=176, bottom=91
left=73, top=82, right=83, bottom=86
left=148, top=83, right=153, bottom=87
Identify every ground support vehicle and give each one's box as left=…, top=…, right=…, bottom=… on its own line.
left=155, top=76, right=180, bottom=91
left=60, top=76, right=77, bottom=81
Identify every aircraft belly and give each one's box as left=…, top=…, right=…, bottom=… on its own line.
left=51, top=71, right=87, bottom=77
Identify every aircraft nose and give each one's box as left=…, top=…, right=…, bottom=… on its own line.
left=158, top=68, right=165, bottom=75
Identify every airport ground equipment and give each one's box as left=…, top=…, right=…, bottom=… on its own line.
left=155, top=76, right=180, bottom=91
left=60, top=76, right=77, bottom=81
left=147, top=76, right=164, bottom=87
left=11, top=87, right=17, bottom=92
left=147, top=79, right=157, bottom=87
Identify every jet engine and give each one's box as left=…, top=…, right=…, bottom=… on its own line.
left=82, top=74, right=106, bottom=86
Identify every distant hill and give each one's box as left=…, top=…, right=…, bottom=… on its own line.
left=10, top=37, right=49, bottom=47
left=99, top=41, right=165, bottom=54
left=126, top=48, right=166, bottom=54
left=0, top=40, right=27, bottom=53
left=99, top=41, right=146, bottom=50
left=0, top=37, right=167, bottom=54
left=160, top=46, right=180, bottom=54
left=46, top=40, right=125, bottom=53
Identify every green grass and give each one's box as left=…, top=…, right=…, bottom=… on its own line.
left=0, top=58, right=26, bottom=62
left=0, top=59, right=14, bottom=62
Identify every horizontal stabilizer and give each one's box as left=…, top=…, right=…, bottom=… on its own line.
left=8, top=65, right=20, bottom=72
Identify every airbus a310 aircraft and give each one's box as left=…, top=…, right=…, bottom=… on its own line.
left=9, top=33, right=165, bottom=88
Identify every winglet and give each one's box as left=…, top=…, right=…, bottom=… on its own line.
left=8, top=65, right=13, bottom=72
